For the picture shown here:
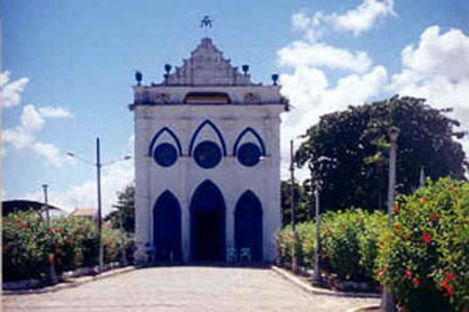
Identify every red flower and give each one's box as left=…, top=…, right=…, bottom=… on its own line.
left=422, top=233, right=432, bottom=244
left=441, top=280, right=454, bottom=297
left=445, top=271, right=456, bottom=282
left=392, top=203, right=400, bottom=214
left=49, top=228, right=55, bottom=235
left=412, top=277, right=421, bottom=287
left=54, top=247, right=61, bottom=254
left=431, top=214, right=439, bottom=222
left=405, top=269, right=413, bottom=279
left=49, top=254, right=55, bottom=265
left=17, top=223, right=23, bottom=229
left=57, top=228, right=63, bottom=234
left=376, top=270, right=384, bottom=278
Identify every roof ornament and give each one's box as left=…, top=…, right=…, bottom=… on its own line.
left=200, top=15, right=213, bottom=28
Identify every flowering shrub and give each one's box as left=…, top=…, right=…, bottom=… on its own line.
left=2, top=210, right=134, bottom=282
left=376, top=178, right=468, bottom=311
left=296, top=222, right=316, bottom=268
left=276, top=209, right=386, bottom=283
left=2, top=211, right=50, bottom=281
left=276, top=224, right=295, bottom=264
left=321, top=209, right=386, bottom=282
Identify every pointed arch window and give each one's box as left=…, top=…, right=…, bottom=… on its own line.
left=148, top=127, right=182, bottom=167
left=233, top=127, right=266, bottom=167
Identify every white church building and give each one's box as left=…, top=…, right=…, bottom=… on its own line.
left=130, top=37, right=286, bottom=264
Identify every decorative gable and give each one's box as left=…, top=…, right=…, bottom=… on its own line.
left=166, top=38, right=254, bottom=86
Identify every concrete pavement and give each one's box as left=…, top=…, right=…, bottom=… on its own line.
left=3, top=266, right=379, bottom=312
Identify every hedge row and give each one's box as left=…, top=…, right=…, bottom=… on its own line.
left=276, top=178, right=468, bottom=311
left=376, top=178, right=468, bottom=311
left=2, top=210, right=134, bottom=282
left=276, top=209, right=386, bottom=283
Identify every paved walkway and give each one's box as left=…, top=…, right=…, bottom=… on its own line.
left=3, top=267, right=379, bottom=311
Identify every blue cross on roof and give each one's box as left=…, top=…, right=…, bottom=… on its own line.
left=200, top=15, right=213, bottom=28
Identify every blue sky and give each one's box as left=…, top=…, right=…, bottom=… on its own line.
left=3, top=0, right=469, bottom=214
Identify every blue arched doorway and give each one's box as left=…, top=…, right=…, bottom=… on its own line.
left=190, top=180, right=226, bottom=261
left=153, top=191, right=182, bottom=262
left=235, top=191, right=263, bottom=262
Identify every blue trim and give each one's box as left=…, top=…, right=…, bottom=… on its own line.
left=233, top=127, right=266, bottom=156
left=235, top=190, right=263, bottom=262
left=153, top=190, right=182, bottom=262
left=189, top=120, right=227, bottom=156
left=190, top=180, right=226, bottom=261
left=153, top=143, right=178, bottom=167
left=148, top=127, right=183, bottom=156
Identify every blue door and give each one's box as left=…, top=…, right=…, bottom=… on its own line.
left=190, top=180, right=226, bottom=261
left=235, top=191, right=263, bottom=262
left=153, top=191, right=182, bottom=262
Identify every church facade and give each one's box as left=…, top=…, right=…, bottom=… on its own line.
left=130, top=38, right=285, bottom=263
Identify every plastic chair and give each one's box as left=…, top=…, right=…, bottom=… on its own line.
left=226, top=247, right=237, bottom=264
left=239, top=248, right=251, bottom=263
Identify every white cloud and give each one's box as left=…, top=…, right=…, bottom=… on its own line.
left=2, top=70, right=74, bottom=166
left=38, top=106, right=72, bottom=118
left=280, top=65, right=388, bottom=171
left=3, top=104, right=72, bottom=166
left=389, top=25, right=469, bottom=163
left=279, top=2, right=394, bottom=179
left=278, top=41, right=372, bottom=73
left=333, top=0, right=395, bottom=36
left=390, top=25, right=469, bottom=126
left=23, top=158, right=134, bottom=215
left=291, top=12, right=326, bottom=42
left=0, top=71, right=29, bottom=108
left=292, top=0, right=395, bottom=41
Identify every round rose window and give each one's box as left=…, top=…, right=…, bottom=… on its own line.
left=194, top=141, right=222, bottom=169
left=237, top=143, right=261, bottom=167
left=153, top=143, right=178, bottom=167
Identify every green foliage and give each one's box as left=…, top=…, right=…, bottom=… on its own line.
left=376, top=178, right=469, bottom=311
left=276, top=224, right=295, bottom=264
left=2, top=211, right=134, bottom=282
left=296, top=96, right=467, bottom=213
left=105, top=183, right=135, bottom=233
left=281, top=180, right=311, bottom=226
left=321, top=209, right=387, bottom=281
left=295, top=222, right=316, bottom=268
left=2, top=210, right=49, bottom=281
left=276, top=209, right=386, bottom=283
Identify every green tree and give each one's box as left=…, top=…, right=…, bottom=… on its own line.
left=296, top=95, right=467, bottom=212
left=106, top=183, right=135, bottom=233
left=281, top=180, right=311, bottom=226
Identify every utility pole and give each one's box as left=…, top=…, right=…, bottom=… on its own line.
left=313, top=180, right=322, bottom=285
left=290, top=140, right=297, bottom=273
left=96, top=137, right=104, bottom=273
left=42, top=184, right=57, bottom=284
left=67, top=139, right=131, bottom=274
left=419, top=166, right=425, bottom=188
left=381, top=128, right=399, bottom=312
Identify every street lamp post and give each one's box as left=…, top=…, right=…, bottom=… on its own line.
left=67, top=137, right=131, bottom=274
left=289, top=139, right=297, bottom=273
left=96, top=138, right=104, bottom=273
left=381, top=127, right=399, bottom=312
left=311, top=155, right=332, bottom=286
left=42, top=184, right=57, bottom=284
